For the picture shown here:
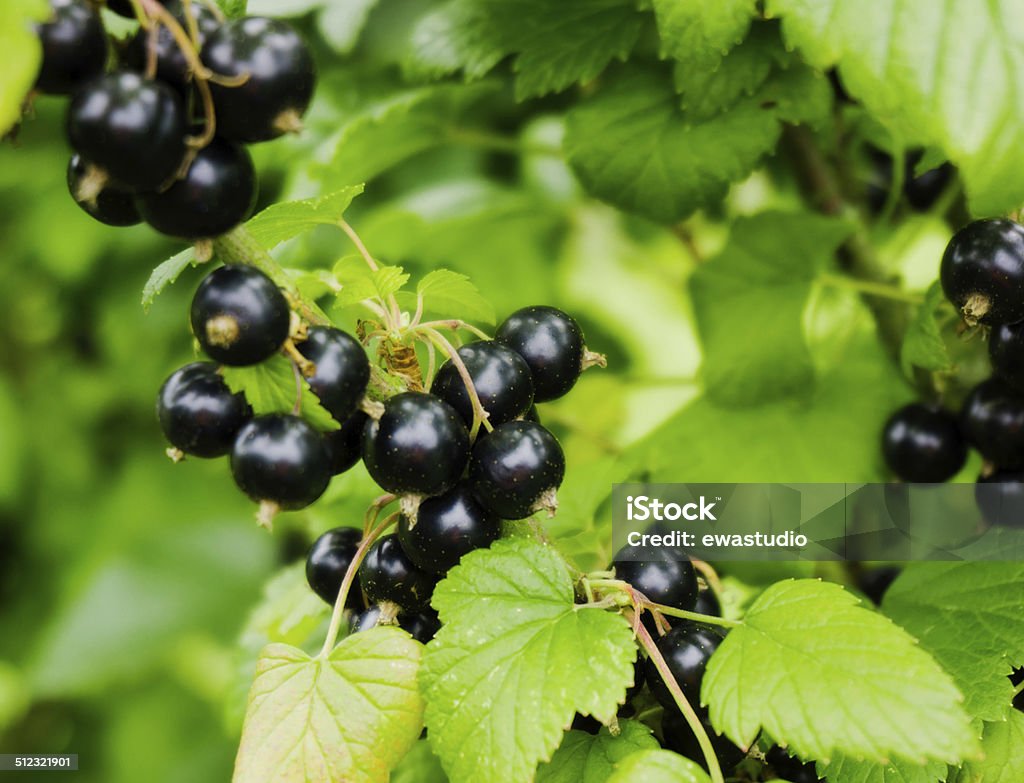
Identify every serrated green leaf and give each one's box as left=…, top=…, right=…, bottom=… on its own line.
left=373, top=266, right=409, bottom=299
left=332, top=255, right=380, bottom=308
left=0, top=0, right=47, bottom=136
left=606, top=750, right=711, bottom=783
left=421, top=539, right=637, bottom=783
left=318, top=0, right=379, bottom=54
left=141, top=249, right=199, bottom=309
left=404, top=1, right=503, bottom=82
left=820, top=754, right=947, bottom=783
left=232, top=630, right=424, bottom=783
left=704, top=579, right=978, bottom=764
left=416, top=269, right=495, bottom=325
left=883, top=562, right=1024, bottom=722
left=691, top=212, right=853, bottom=405
left=900, top=281, right=953, bottom=378
left=537, top=720, right=659, bottom=783
left=221, top=355, right=341, bottom=432
left=652, top=0, right=757, bottom=69
left=949, top=712, right=1024, bottom=783
left=245, top=186, right=364, bottom=249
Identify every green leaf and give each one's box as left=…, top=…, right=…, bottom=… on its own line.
left=221, top=355, right=342, bottom=432
left=404, top=1, right=503, bottom=82
left=0, top=0, right=47, bottom=136
left=767, top=0, right=1024, bottom=215
left=900, top=281, right=953, bottom=377
left=332, top=255, right=380, bottom=308
left=703, top=579, right=978, bottom=764
left=652, top=0, right=757, bottom=69
left=232, top=630, right=424, bottom=783
left=141, top=248, right=198, bottom=309
left=216, top=0, right=247, bottom=17
left=691, top=212, right=853, bottom=405
left=606, top=750, right=711, bottom=783
left=883, top=562, right=1024, bottom=722
left=820, top=754, right=947, bottom=783
left=421, top=539, right=637, bottom=783
left=537, top=720, right=659, bottom=783
left=949, top=712, right=1024, bottom=783
left=373, top=265, right=410, bottom=299
left=318, top=0, right=380, bottom=53
left=391, top=740, right=449, bottom=783
left=245, top=186, right=365, bottom=249
left=416, top=269, right=495, bottom=325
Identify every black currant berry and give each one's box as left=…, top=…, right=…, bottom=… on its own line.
left=230, top=414, right=331, bottom=510
left=469, top=421, right=565, bottom=519
left=34, top=0, right=107, bottom=95
left=201, top=17, right=316, bottom=143
left=124, top=0, right=221, bottom=90
left=975, top=471, right=1024, bottom=529
left=989, top=321, right=1024, bottom=391
left=905, top=161, right=954, bottom=211
left=662, top=711, right=745, bottom=773
left=357, top=534, right=436, bottom=613
left=138, top=136, right=256, bottom=239
left=693, top=588, right=721, bottom=617
left=961, top=379, right=1024, bottom=469
left=156, top=361, right=250, bottom=457
left=324, top=411, right=368, bottom=475
left=495, top=306, right=587, bottom=402
left=856, top=565, right=901, bottom=605
left=766, top=747, right=822, bottom=783
left=190, top=265, right=290, bottom=366
left=431, top=341, right=534, bottom=429
left=305, top=526, right=363, bottom=609
left=106, top=0, right=166, bottom=17
left=67, top=71, right=187, bottom=192
left=397, top=483, right=500, bottom=575
left=1012, top=669, right=1023, bottom=712
left=350, top=604, right=441, bottom=644
left=362, top=393, right=470, bottom=498
left=296, top=327, right=370, bottom=422
left=644, top=622, right=725, bottom=710
left=612, top=545, right=699, bottom=613
left=881, top=403, right=967, bottom=482
left=940, top=218, right=1024, bottom=326
left=67, top=154, right=141, bottom=227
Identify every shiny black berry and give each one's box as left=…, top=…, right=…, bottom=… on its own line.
left=495, top=306, right=586, bottom=402
left=124, top=0, right=221, bottom=90
left=67, top=154, right=141, bottom=227
left=881, top=403, right=967, bottom=482
left=297, top=327, right=369, bottom=422
left=138, top=136, right=256, bottom=239
left=940, top=218, right=1024, bottom=326
left=961, top=379, right=1024, bottom=469
left=662, top=711, right=745, bottom=773
left=362, top=393, right=470, bottom=497
left=157, top=361, right=250, bottom=457
left=905, top=161, right=954, bottom=211
left=766, top=747, right=822, bottom=783
left=612, top=546, right=699, bottom=613
left=357, top=534, right=436, bottom=612
left=397, top=483, right=500, bottom=574
left=305, top=527, right=363, bottom=609
left=34, top=0, right=107, bottom=95
left=67, top=71, right=187, bottom=192
left=469, top=421, right=565, bottom=519
left=975, top=471, right=1024, bottom=529
left=644, top=622, right=725, bottom=710
left=693, top=588, right=721, bottom=617
left=200, top=17, right=316, bottom=143
left=431, top=341, right=534, bottom=429
left=230, top=414, right=331, bottom=510
left=349, top=604, right=441, bottom=644
left=988, top=321, right=1024, bottom=391
left=190, top=265, right=290, bottom=366
left=324, top=411, right=368, bottom=475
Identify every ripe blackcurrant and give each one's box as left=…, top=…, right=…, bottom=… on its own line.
left=124, top=1, right=221, bottom=90
left=495, top=306, right=586, bottom=402
left=350, top=604, right=441, bottom=645
left=138, top=136, right=256, bottom=239
left=881, top=403, right=967, bottom=482
left=431, top=341, right=534, bottom=428
left=612, top=545, right=699, bottom=613
left=397, top=483, right=500, bottom=574
left=34, top=0, right=107, bottom=95
left=157, top=361, right=250, bottom=457
left=362, top=393, right=470, bottom=498
left=975, top=471, right=1024, bottom=529
left=766, top=747, right=822, bottom=783
left=989, top=321, right=1024, bottom=391
left=693, top=588, right=721, bottom=617
left=856, top=565, right=902, bottom=605
left=230, top=414, right=331, bottom=510
left=201, top=17, right=316, bottom=143
left=662, top=711, right=745, bottom=773
left=305, top=526, right=363, bottom=609
left=357, top=534, right=436, bottom=613
left=190, top=265, right=290, bottom=366
left=644, top=622, right=725, bottom=710
left=296, top=327, right=369, bottom=422
left=324, top=411, right=368, bottom=475
left=67, top=71, right=187, bottom=192
left=940, top=218, right=1024, bottom=326
left=469, top=421, right=565, bottom=519
left=961, top=379, right=1024, bottom=469
left=67, top=155, right=141, bottom=227
left=905, top=161, right=954, bottom=211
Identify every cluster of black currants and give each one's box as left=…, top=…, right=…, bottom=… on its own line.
left=33, top=0, right=314, bottom=238
left=882, top=217, right=1024, bottom=529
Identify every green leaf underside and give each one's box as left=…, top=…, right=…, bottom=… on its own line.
left=820, top=754, right=947, bottom=783
left=421, top=538, right=637, bottom=783
left=232, top=630, right=424, bottom=783
left=245, top=186, right=364, bottom=249
left=949, top=711, right=1024, bottom=783
left=703, top=579, right=977, bottom=764
left=606, top=750, right=711, bottom=783
left=416, top=269, right=495, bottom=325
left=221, top=355, right=341, bottom=432
left=536, top=720, right=659, bottom=783
left=900, top=281, right=953, bottom=377
left=883, top=562, right=1024, bottom=722
left=142, top=248, right=197, bottom=309
left=0, top=0, right=47, bottom=136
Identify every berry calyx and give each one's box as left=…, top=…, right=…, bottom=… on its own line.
left=350, top=604, right=441, bottom=644
left=468, top=420, right=565, bottom=519
left=138, top=137, right=257, bottom=239
left=612, top=546, right=699, bottom=615
left=881, top=403, right=967, bottom=482
left=200, top=17, right=316, bottom=143
left=644, top=622, right=725, bottom=710
left=397, top=483, right=500, bottom=574
left=124, top=0, right=221, bottom=90
left=34, top=0, right=107, bottom=95
left=975, top=470, right=1024, bottom=529
left=940, top=218, right=1024, bottom=326
left=324, top=411, right=368, bottom=475
left=230, top=413, right=331, bottom=511
left=157, top=361, right=251, bottom=458
left=190, top=265, right=290, bottom=366
left=961, top=379, right=1024, bottom=469
left=431, top=341, right=534, bottom=429
left=67, top=154, right=141, bottom=227
left=495, top=306, right=590, bottom=402
left=357, top=534, right=436, bottom=613
left=988, top=320, right=1024, bottom=391
left=362, top=393, right=470, bottom=498
left=296, top=326, right=370, bottom=422
left=305, top=526, right=363, bottom=608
